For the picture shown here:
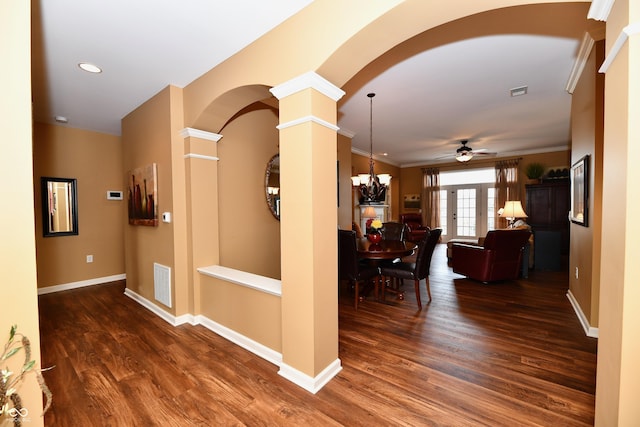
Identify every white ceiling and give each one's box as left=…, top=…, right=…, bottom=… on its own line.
left=32, top=1, right=587, bottom=168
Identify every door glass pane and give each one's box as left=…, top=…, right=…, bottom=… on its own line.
left=456, top=188, right=476, bottom=237
left=439, top=189, right=448, bottom=236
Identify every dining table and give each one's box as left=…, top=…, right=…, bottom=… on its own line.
left=356, top=238, right=417, bottom=302
left=356, top=238, right=417, bottom=261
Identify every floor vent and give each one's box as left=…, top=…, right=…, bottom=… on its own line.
left=153, top=263, right=172, bottom=308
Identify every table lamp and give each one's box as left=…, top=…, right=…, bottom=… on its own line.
left=499, top=200, right=528, bottom=228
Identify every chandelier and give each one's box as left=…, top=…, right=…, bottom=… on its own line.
left=351, top=93, right=391, bottom=204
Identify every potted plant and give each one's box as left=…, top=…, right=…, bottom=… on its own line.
left=525, top=162, right=545, bottom=184
left=1, top=325, right=52, bottom=426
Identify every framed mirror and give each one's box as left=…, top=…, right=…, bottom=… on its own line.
left=265, top=154, right=280, bottom=220
left=41, top=177, right=78, bottom=237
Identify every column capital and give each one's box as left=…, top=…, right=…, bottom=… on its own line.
left=269, top=71, right=345, bottom=102
left=179, top=127, right=223, bottom=142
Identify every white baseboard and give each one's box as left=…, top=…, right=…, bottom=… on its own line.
left=123, top=287, right=195, bottom=326
left=567, top=290, right=599, bottom=338
left=123, top=287, right=341, bottom=393
left=195, top=315, right=283, bottom=367
left=38, top=274, right=126, bottom=295
left=278, top=359, right=342, bottom=394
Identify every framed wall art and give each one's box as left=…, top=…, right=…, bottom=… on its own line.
left=570, top=155, right=589, bottom=227
left=128, top=163, right=158, bottom=226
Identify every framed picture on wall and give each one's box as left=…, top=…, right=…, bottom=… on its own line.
left=570, top=155, right=589, bottom=227
left=128, top=163, right=158, bottom=226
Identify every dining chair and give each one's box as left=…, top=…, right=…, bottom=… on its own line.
left=338, top=229, right=381, bottom=309
left=380, top=228, right=442, bottom=309
left=381, top=222, right=407, bottom=242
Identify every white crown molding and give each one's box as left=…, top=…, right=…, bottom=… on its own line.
left=599, top=22, right=640, bottom=73
left=179, top=127, right=222, bottom=142
left=566, top=32, right=595, bottom=94
left=270, top=71, right=345, bottom=102
left=276, top=115, right=339, bottom=132
left=587, top=0, right=615, bottom=21
left=338, top=128, right=355, bottom=139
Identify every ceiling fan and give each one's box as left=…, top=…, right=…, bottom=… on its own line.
left=454, top=140, right=497, bottom=163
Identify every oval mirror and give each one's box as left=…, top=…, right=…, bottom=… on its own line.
left=265, top=154, right=280, bottom=220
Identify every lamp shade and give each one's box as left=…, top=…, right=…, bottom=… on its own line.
left=362, top=206, right=377, bottom=218
left=377, top=173, right=391, bottom=186
left=499, top=201, right=527, bottom=218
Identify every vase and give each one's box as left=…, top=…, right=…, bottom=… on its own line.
left=367, top=231, right=382, bottom=244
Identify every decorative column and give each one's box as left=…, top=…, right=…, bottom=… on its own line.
left=594, top=0, right=640, bottom=424
left=270, top=72, right=345, bottom=393
left=179, top=127, right=222, bottom=315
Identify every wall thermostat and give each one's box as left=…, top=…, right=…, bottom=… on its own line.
left=107, top=190, right=123, bottom=200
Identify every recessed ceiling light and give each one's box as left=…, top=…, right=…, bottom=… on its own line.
left=54, top=116, right=68, bottom=123
left=78, top=62, right=102, bottom=73
left=510, top=85, right=528, bottom=97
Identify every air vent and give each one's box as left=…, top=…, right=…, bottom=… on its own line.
left=154, top=263, right=172, bottom=308
left=510, top=86, right=528, bottom=97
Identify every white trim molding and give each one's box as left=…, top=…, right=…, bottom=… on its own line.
left=587, top=0, right=615, bottom=21
left=276, top=115, right=340, bottom=132
left=278, top=359, right=342, bottom=394
left=269, top=71, right=345, bottom=102
left=179, top=127, right=222, bottom=142
left=197, top=265, right=282, bottom=296
left=566, top=32, right=595, bottom=94
left=183, top=153, right=219, bottom=161
left=599, top=22, right=640, bottom=73
left=567, top=290, right=599, bottom=338
left=124, top=287, right=195, bottom=326
left=196, top=315, right=283, bottom=367
left=38, top=274, right=126, bottom=295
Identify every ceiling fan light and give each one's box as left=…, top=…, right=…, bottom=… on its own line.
left=456, top=152, right=473, bottom=162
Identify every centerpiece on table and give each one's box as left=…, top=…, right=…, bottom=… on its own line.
left=366, top=219, right=383, bottom=243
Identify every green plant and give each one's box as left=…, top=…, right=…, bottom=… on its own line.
left=1, top=325, right=52, bottom=426
left=525, top=162, right=545, bottom=180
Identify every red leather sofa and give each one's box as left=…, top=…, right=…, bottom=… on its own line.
left=451, top=229, right=531, bottom=283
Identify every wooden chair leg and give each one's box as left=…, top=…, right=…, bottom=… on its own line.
left=414, top=279, right=422, bottom=310
left=354, top=280, right=359, bottom=310
left=426, top=277, right=432, bottom=301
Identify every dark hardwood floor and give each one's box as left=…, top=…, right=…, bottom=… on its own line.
left=38, top=244, right=597, bottom=426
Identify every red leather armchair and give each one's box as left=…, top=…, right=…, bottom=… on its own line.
left=399, top=213, right=429, bottom=242
left=451, top=229, right=531, bottom=283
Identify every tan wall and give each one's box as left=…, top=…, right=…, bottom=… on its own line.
left=200, top=276, right=282, bottom=352
left=351, top=153, right=401, bottom=220
left=569, top=39, right=604, bottom=328
left=399, top=151, right=571, bottom=215
left=0, top=0, right=44, bottom=423
left=33, top=123, right=125, bottom=288
left=122, top=86, right=180, bottom=312
left=218, top=107, right=281, bottom=279
left=595, top=0, right=640, bottom=423
left=337, top=134, right=353, bottom=230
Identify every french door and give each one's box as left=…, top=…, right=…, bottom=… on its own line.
left=439, top=184, right=495, bottom=242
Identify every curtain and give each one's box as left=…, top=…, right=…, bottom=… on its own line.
left=495, top=159, right=521, bottom=229
left=421, top=167, right=440, bottom=229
